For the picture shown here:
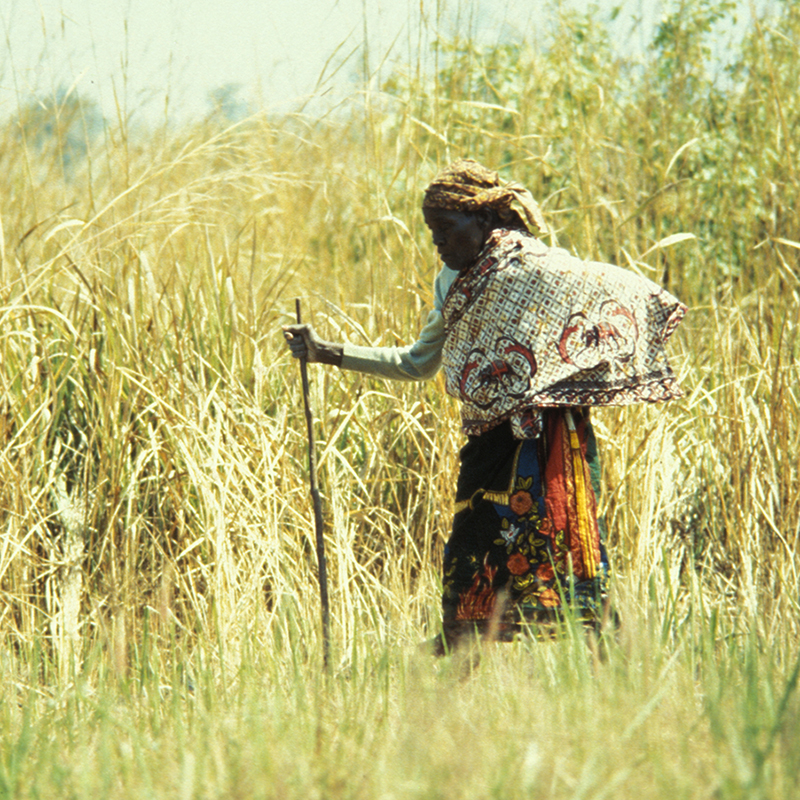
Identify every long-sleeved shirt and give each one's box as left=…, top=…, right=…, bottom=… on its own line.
left=340, top=265, right=458, bottom=381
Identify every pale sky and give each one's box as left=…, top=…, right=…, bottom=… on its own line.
left=0, top=0, right=763, bottom=125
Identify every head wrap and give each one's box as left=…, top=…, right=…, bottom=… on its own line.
left=423, top=158, right=549, bottom=237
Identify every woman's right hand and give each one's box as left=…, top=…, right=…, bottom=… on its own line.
left=282, top=324, right=343, bottom=366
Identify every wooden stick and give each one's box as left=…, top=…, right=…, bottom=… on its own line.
left=295, top=298, right=331, bottom=667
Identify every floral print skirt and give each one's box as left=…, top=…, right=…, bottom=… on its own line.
left=441, top=409, right=611, bottom=645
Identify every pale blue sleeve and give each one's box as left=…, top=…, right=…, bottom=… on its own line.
left=340, top=266, right=457, bottom=382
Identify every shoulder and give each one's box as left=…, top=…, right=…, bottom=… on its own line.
left=433, top=265, right=459, bottom=309
left=487, top=228, right=548, bottom=259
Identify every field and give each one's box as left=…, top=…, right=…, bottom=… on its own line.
left=1, top=1, right=800, bottom=797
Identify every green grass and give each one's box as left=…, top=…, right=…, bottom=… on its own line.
left=2, top=607, right=799, bottom=798
left=1, top=0, right=800, bottom=796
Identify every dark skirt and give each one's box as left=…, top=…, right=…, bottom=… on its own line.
left=441, top=409, right=611, bottom=644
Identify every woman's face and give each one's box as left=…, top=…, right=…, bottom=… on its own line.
left=423, top=207, right=491, bottom=272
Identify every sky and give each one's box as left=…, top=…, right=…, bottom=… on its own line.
left=0, top=0, right=766, bottom=126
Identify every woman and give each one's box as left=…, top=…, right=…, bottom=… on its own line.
left=284, top=159, right=686, bottom=650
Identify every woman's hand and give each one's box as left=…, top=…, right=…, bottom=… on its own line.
left=282, top=324, right=343, bottom=366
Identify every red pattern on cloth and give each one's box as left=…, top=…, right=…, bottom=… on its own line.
left=441, top=229, right=687, bottom=438
left=543, top=412, right=601, bottom=580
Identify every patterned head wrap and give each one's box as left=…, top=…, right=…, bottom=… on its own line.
left=423, top=158, right=549, bottom=237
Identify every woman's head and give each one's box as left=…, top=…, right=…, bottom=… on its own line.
left=422, top=158, right=548, bottom=237
left=422, top=205, right=494, bottom=272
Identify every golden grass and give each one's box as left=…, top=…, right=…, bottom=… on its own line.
left=1, top=1, right=799, bottom=796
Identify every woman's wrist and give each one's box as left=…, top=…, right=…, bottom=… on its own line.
left=316, top=341, right=344, bottom=367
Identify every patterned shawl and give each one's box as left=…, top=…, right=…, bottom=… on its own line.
left=441, top=229, right=687, bottom=438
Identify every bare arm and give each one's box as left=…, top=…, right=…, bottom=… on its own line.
left=282, top=324, right=343, bottom=367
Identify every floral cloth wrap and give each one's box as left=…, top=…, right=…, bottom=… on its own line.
left=441, top=229, right=687, bottom=438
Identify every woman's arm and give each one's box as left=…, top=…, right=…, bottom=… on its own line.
left=282, top=265, right=457, bottom=381
left=340, top=309, right=445, bottom=380
left=283, top=310, right=444, bottom=380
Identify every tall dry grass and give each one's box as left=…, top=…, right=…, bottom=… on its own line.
left=0, top=0, right=799, bottom=796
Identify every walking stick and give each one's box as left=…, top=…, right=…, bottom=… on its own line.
left=295, top=298, right=331, bottom=667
